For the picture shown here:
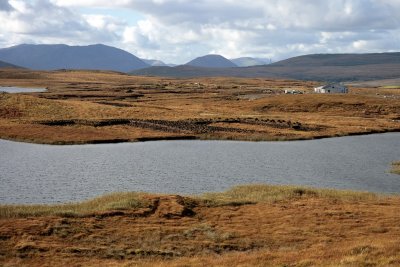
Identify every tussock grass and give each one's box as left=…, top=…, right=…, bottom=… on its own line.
left=0, top=192, right=147, bottom=218
left=200, top=184, right=378, bottom=206
left=381, top=85, right=400, bottom=89
left=1, top=69, right=400, bottom=145
left=391, top=161, right=400, bottom=175
left=0, top=184, right=381, bottom=218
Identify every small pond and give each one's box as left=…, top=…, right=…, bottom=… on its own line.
left=0, top=86, right=46, bottom=93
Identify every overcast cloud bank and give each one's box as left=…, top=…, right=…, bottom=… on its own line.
left=0, top=0, right=399, bottom=64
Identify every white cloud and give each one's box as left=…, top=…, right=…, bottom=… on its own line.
left=84, top=14, right=126, bottom=33
left=50, top=0, right=132, bottom=7
left=1, top=0, right=400, bottom=63
left=109, top=0, right=400, bottom=62
left=0, top=0, right=121, bottom=47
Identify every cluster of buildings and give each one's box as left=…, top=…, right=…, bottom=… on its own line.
left=313, top=83, right=348, bottom=94
left=283, top=83, right=348, bottom=95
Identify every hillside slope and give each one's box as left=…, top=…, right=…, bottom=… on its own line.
left=271, top=52, right=400, bottom=67
left=0, top=44, right=149, bottom=72
left=132, top=52, right=400, bottom=81
left=0, top=60, right=21, bottom=69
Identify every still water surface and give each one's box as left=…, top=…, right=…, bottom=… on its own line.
left=0, top=86, right=46, bottom=93
left=0, top=133, right=399, bottom=204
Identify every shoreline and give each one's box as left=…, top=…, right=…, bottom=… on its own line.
left=1, top=173, right=399, bottom=206
left=0, top=184, right=392, bottom=215
left=1, top=128, right=399, bottom=145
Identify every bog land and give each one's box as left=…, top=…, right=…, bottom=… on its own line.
left=0, top=185, right=400, bottom=266
left=1, top=69, right=400, bottom=266
left=0, top=69, right=399, bottom=144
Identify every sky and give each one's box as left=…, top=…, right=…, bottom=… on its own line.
left=0, top=0, right=399, bottom=64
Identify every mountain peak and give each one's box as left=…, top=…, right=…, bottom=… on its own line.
left=0, top=44, right=149, bottom=72
left=185, top=54, right=237, bottom=68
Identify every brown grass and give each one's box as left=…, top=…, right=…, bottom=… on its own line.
left=391, top=161, right=400, bottom=175
left=1, top=70, right=399, bottom=266
left=0, top=184, right=399, bottom=266
left=0, top=192, right=147, bottom=218
left=0, top=69, right=399, bottom=144
left=201, top=184, right=378, bottom=205
left=0, top=184, right=377, bottom=219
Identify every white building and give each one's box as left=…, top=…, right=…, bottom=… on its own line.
left=314, top=83, right=348, bottom=94
left=284, top=89, right=303, bottom=94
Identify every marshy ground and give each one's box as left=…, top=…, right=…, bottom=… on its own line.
left=0, top=69, right=399, bottom=144
left=1, top=69, right=400, bottom=266
left=0, top=185, right=399, bottom=266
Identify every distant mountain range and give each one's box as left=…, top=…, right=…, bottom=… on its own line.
left=270, top=53, right=400, bottom=67
left=0, top=44, right=149, bottom=72
left=185, top=54, right=237, bottom=68
left=142, top=56, right=270, bottom=68
left=231, top=57, right=269, bottom=67
left=141, top=59, right=169, bottom=67
left=0, top=43, right=399, bottom=81
left=132, top=52, right=400, bottom=81
left=184, top=55, right=269, bottom=68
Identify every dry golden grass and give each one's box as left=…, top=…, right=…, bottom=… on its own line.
left=0, top=184, right=377, bottom=219
left=391, top=161, right=400, bottom=174
left=201, top=184, right=378, bottom=205
left=1, top=69, right=399, bottom=144
left=0, top=184, right=399, bottom=266
left=1, top=70, right=399, bottom=266
left=0, top=192, right=147, bottom=218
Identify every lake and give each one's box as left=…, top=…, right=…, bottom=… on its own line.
left=0, top=133, right=399, bottom=204
left=0, top=86, right=46, bottom=93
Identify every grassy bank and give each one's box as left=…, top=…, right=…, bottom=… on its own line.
left=0, top=184, right=379, bottom=218
left=381, top=85, right=400, bottom=89
left=0, top=192, right=148, bottom=218
left=391, top=161, right=400, bottom=174
left=1, top=184, right=399, bottom=267
left=202, top=184, right=378, bottom=205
